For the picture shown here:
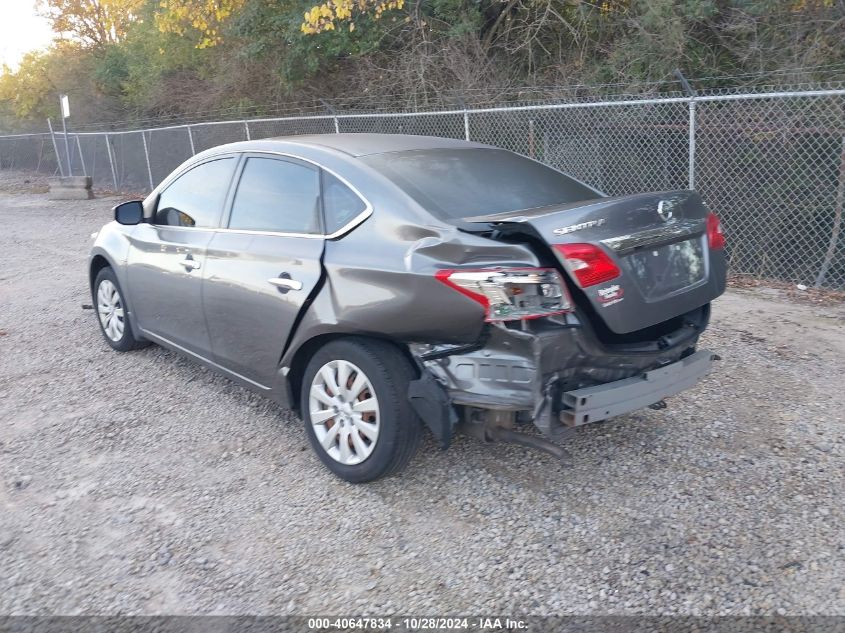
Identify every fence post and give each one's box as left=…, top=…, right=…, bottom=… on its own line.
left=35, top=136, right=45, bottom=172
left=75, top=135, right=87, bottom=175
left=688, top=99, right=696, bottom=190
left=47, top=118, right=65, bottom=177
left=673, top=70, right=698, bottom=191
left=186, top=125, right=196, bottom=155
left=141, top=131, right=154, bottom=191
left=528, top=119, right=535, bottom=158
left=104, top=133, right=118, bottom=191
left=815, top=135, right=845, bottom=288
left=244, top=121, right=251, bottom=140
left=320, top=98, right=340, bottom=133
left=464, top=110, right=470, bottom=141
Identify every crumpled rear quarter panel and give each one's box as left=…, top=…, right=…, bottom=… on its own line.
left=283, top=192, right=543, bottom=353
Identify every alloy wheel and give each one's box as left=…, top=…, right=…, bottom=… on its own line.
left=97, top=279, right=125, bottom=342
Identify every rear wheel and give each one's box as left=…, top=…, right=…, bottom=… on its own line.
left=93, top=267, right=148, bottom=352
left=301, top=338, right=422, bottom=483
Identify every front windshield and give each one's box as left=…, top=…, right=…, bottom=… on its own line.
left=361, top=148, right=600, bottom=219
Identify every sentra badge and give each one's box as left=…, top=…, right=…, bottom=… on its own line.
left=553, top=218, right=606, bottom=236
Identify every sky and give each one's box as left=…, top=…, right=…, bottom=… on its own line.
left=0, top=0, right=55, bottom=70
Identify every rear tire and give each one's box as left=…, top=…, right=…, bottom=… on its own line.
left=300, top=338, right=422, bottom=483
left=93, top=267, right=149, bottom=352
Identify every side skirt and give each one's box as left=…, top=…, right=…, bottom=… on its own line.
left=138, top=329, right=283, bottom=402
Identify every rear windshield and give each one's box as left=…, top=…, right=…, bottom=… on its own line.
left=360, top=148, right=599, bottom=219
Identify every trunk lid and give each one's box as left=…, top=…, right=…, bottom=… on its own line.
left=461, top=191, right=727, bottom=334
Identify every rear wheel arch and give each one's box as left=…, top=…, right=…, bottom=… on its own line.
left=287, top=333, right=419, bottom=414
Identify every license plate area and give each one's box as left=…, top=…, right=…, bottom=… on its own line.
left=625, top=237, right=706, bottom=300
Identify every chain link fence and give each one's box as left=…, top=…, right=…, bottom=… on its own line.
left=1, top=87, right=844, bottom=288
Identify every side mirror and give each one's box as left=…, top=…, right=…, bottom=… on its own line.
left=114, top=200, right=144, bottom=225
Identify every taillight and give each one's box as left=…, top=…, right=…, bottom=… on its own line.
left=553, top=243, right=620, bottom=288
left=435, top=268, right=573, bottom=322
left=707, top=211, right=726, bottom=250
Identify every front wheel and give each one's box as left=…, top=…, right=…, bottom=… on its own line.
left=93, top=267, right=149, bottom=352
left=301, top=338, right=422, bottom=483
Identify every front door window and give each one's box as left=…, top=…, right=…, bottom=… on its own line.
left=154, top=157, right=236, bottom=227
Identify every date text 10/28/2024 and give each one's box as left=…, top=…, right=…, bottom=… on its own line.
left=307, top=617, right=528, bottom=630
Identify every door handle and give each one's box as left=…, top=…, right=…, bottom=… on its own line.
left=268, top=276, right=303, bottom=292
left=180, top=257, right=200, bottom=271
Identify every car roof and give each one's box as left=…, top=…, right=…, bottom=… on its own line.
left=252, top=133, right=491, bottom=157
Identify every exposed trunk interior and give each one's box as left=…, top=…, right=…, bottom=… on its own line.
left=458, top=190, right=727, bottom=340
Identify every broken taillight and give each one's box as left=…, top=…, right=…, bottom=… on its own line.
left=707, top=212, right=726, bottom=250
left=553, top=243, right=621, bottom=288
left=435, top=268, right=573, bottom=322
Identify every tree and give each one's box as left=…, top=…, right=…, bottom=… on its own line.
left=300, top=0, right=404, bottom=34
left=37, top=0, right=145, bottom=46
left=156, top=0, right=246, bottom=47
left=0, top=41, right=122, bottom=126
left=0, top=52, right=54, bottom=120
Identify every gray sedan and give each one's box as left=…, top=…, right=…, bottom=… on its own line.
left=89, top=134, right=726, bottom=482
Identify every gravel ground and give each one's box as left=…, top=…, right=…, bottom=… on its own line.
left=1, top=185, right=843, bottom=616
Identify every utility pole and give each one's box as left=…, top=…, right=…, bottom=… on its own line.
left=59, top=94, right=72, bottom=176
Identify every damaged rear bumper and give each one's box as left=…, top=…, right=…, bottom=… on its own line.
left=410, top=312, right=712, bottom=443
left=559, top=349, right=714, bottom=426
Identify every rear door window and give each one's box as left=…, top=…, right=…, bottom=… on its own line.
left=154, top=157, right=235, bottom=227
left=228, top=157, right=321, bottom=234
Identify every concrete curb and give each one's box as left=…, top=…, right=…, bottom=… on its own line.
left=48, top=176, right=94, bottom=200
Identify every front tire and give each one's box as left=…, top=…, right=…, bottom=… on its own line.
left=301, top=338, right=422, bottom=483
left=93, top=267, right=148, bottom=352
